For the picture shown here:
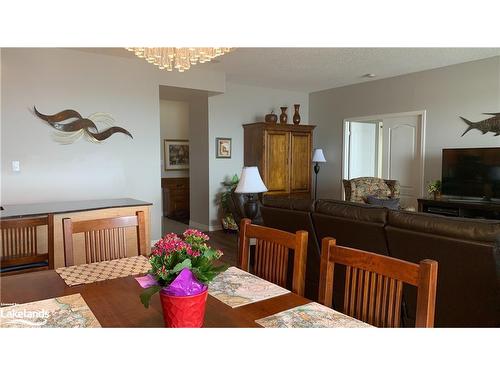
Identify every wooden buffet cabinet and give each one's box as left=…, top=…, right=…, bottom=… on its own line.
left=162, top=177, right=190, bottom=221
left=243, top=122, right=315, bottom=197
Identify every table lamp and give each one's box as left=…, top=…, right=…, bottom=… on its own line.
left=235, top=166, right=268, bottom=220
left=312, top=149, right=327, bottom=200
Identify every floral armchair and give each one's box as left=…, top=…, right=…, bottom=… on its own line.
left=343, top=177, right=400, bottom=203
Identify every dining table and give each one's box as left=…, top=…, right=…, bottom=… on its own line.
left=0, top=269, right=316, bottom=328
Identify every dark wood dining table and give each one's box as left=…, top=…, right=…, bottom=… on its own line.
left=0, top=270, right=311, bottom=327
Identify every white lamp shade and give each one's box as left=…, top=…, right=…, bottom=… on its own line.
left=235, top=166, right=268, bottom=193
left=312, top=149, right=326, bottom=163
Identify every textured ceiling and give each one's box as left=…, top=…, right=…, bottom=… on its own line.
left=74, top=48, right=500, bottom=92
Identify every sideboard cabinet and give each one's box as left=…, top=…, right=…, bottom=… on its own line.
left=243, top=122, right=315, bottom=197
left=162, top=177, right=190, bottom=221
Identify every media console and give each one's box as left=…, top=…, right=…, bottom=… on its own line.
left=417, top=198, right=500, bottom=220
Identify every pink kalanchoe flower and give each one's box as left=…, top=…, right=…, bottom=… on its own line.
left=183, top=228, right=210, bottom=241
left=215, top=249, right=224, bottom=258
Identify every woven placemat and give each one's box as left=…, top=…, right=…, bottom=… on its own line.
left=56, top=255, right=150, bottom=286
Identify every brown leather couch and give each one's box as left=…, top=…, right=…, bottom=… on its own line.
left=261, top=196, right=500, bottom=327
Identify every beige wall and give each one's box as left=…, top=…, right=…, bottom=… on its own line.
left=159, top=100, right=189, bottom=178
left=208, top=82, right=310, bottom=229
left=1, top=48, right=225, bottom=240
left=309, top=56, right=500, bottom=200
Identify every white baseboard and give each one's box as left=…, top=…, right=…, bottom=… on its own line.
left=188, top=220, right=222, bottom=232
left=189, top=220, right=210, bottom=232
left=209, top=224, right=223, bottom=232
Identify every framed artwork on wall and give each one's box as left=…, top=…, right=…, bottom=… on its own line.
left=216, top=137, right=232, bottom=159
left=164, top=139, right=189, bottom=170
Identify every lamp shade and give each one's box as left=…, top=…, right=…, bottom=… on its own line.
left=235, top=166, right=268, bottom=193
left=312, top=149, right=327, bottom=163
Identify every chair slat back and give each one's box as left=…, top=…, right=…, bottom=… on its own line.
left=63, top=211, right=147, bottom=266
left=238, top=218, right=308, bottom=296
left=0, top=215, right=54, bottom=270
left=254, top=238, right=290, bottom=287
left=319, top=237, right=438, bottom=328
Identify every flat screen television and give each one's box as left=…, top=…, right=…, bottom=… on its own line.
left=441, top=147, right=500, bottom=201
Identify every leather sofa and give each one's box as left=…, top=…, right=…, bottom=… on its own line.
left=261, top=196, right=500, bottom=327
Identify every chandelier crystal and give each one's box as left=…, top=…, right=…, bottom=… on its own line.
left=126, top=47, right=232, bottom=72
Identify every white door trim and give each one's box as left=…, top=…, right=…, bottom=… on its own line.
left=341, top=110, right=427, bottom=199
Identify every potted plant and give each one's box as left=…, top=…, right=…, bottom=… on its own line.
left=428, top=180, right=442, bottom=200
left=138, top=229, right=228, bottom=327
left=220, top=174, right=239, bottom=231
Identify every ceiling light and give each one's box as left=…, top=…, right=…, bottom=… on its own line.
left=363, top=73, right=376, bottom=78
left=126, top=47, right=232, bottom=72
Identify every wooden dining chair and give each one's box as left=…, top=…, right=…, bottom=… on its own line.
left=318, top=237, right=438, bottom=328
left=238, top=218, right=308, bottom=296
left=63, top=210, right=147, bottom=267
left=1, top=214, right=54, bottom=275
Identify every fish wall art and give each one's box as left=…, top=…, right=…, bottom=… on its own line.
left=460, top=113, right=500, bottom=137
left=33, top=106, right=133, bottom=144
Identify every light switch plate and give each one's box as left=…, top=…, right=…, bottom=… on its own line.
left=12, top=160, right=20, bottom=172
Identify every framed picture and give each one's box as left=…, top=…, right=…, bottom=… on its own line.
left=216, top=137, right=232, bottom=159
left=164, top=139, right=189, bottom=170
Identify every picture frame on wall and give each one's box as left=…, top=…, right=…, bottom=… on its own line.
left=216, top=137, right=232, bottom=159
left=164, top=139, right=189, bottom=170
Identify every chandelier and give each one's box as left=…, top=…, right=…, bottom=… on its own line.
left=126, top=47, right=232, bottom=72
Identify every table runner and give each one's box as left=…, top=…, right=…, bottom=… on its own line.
left=255, top=302, right=373, bottom=328
left=208, top=266, right=290, bottom=308
left=56, top=255, right=150, bottom=286
left=0, top=293, right=101, bottom=328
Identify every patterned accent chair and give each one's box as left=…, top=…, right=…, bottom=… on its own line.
left=343, top=177, right=400, bottom=203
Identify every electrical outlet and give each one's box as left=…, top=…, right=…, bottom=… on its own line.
left=12, top=160, right=20, bottom=172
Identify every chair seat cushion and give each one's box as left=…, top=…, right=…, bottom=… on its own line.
left=0, top=261, right=48, bottom=273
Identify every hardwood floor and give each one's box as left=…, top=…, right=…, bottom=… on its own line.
left=162, top=217, right=238, bottom=266
left=206, top=229, right=238, bottom=267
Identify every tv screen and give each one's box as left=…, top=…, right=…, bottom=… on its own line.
left=441, top=147, right=500, bottom=200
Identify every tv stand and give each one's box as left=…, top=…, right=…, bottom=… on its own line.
left=417, top=198, right=500, bottom=220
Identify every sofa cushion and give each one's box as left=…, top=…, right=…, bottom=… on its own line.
left=315, top=199, right=388, bottom=224
left=366, top=195, right=401, bottom=210
left=388, top=210, right=500, bottom=244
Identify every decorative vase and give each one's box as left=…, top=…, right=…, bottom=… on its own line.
left=159, top=288, right=208, bottom=328
left=265, top=111, right=278, bottom=124
left=293, top=104, right=301, bottom=125
left=279, top=107, right=288, bottom=125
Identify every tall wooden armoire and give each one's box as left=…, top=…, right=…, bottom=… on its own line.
left=243, top=122, right=315, bottom=197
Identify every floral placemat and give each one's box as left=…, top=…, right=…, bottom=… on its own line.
left=0, top=294, right=101, bottom=328
left=255, top=302, right=374, bottom=328
left=208, top=266, right=290, bottom=308
left=56, top=255, right=150, bottom=286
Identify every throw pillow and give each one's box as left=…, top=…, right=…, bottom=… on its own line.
left=366, top=195, right=401, bottom=210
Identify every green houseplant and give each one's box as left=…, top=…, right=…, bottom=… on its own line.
left=220, top=174, right=239, bottom=231
left=427, top=180, right=442, bottom=200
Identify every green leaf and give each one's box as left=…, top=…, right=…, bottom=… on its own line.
left=171, top=258, right=192, bottom=274
left=140, top=285, right=162, bottom=308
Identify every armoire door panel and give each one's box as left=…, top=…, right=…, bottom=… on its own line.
left=265, top=131, right=289, bottom=194
left=290, top=132, right=311, bottom=193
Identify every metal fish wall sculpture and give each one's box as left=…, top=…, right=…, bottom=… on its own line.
left=34, top=106, right=133, bottom=144
left=460, top=113, right=500, bottom=137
